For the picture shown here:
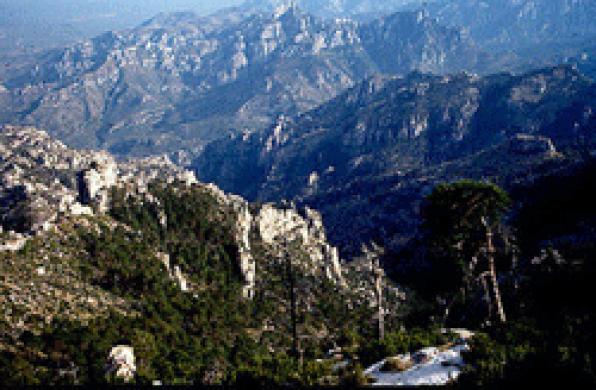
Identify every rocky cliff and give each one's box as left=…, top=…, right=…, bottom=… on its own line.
left=0, top=125, right=358, bottom=304
left=206, top=183, right=345, bottom=297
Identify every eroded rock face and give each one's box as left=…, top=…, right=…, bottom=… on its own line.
left=204, top=184, right=345, bottom=299
left=236, top=205, right=256, bottom=299
left=78, top=155, right=118, bottom=213
left=0, top=125, right=198, bottom=235
left=255, top=205, right=343, bottom=285
left=106, top=345, right=136, bottom=382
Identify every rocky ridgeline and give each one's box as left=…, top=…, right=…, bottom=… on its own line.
left=0, top=4, right=484, bottom=158
left=0, top=125, right=197, bottom=239
left=195, top=65, right=595, bottom=255
left=428, top=0, right=596, bottom=50
left=0, top=125, right=351, bottom=301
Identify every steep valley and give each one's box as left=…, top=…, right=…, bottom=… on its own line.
left=195, top=65, right=596, bottom=255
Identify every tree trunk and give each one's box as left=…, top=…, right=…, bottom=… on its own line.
left=479, top=271, right=493, bottom=322
left=485, top=222, right=506, bottom=323
left=375, top=267, right=384, bottom=341
left=287, top=249, right=298, bottom=358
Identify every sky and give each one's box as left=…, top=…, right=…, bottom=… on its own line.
left=0, top=0, right=244, bottom=52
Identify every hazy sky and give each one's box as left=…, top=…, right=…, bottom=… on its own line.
left=0, top=0, right=244, bottom=25
left=0, top=0, right=244, bottom=52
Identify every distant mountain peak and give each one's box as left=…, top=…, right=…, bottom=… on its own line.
left=273, top=0, right=301, bottom=17
left=0, top=5, right=487, bottom=157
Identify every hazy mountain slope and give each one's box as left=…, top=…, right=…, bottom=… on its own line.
left=194, top=65, right=596, bottom=255
left=0, top=0, right=243, bottom=55
left=0, top=6, right=484, bottom=158
left=425, top=0, right=596, bottom=51
left=242, top=0, right=415, bottom=19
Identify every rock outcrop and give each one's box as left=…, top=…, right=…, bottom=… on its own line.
left=157, top=252, right=190, bottom=293
left=204, top=184, right=345, bottom=299
left=0, top=125, right=198, bottom=236
left=77, top=154, right=118, bottom=213
left=1, top=126, right=347, bottom=301
left=106, top=345, right=136, bottom=382
left=256, top=205, right=343, bottom=284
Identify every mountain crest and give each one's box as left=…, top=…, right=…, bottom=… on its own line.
left=273, top=0, right=301, bottom=19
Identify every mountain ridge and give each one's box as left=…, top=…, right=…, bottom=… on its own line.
left=0, top=6, right=487, bottom=158
left=194, top=65, right=596, bottom=255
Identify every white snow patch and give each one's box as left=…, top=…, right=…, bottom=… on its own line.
left=364, top=344, right=469, bottom=386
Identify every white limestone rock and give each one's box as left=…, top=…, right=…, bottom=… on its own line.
left=255, top=204, right=344, bottom=286
left=172, top=265, right=188, bottom=292
left=106, top=345, right=136, bottom=382
left=157, top=252, right=190, bottom=293
left=78, top=156, right=118, bottom=213
left=236, top=205, right=256, bottom=299
left=203, top=184, right=346, bottom=299
left=0, top=234, right=28, bottom=252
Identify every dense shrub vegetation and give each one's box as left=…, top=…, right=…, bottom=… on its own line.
left=455, top=160, right=596, bottom=387
left=2, top=159, right=595, bottom=386
left=0, top=183, right=391, bottom=385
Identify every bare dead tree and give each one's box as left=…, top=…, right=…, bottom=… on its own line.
left=363, top=243, right=386, bottom=341
left=482, top=217, right=506, bottom=323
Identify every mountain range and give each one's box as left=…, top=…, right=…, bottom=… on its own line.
left=0, top=1, right=593, bottom=256
left=425, top=0, right=596, bottom=51
left=241, top=0, right=415, bottom=19
left=1, top=1, right=596, bottom=386
left=195, top=65, right=595, bottom=255
left=0, top=5, right=490, bottom=159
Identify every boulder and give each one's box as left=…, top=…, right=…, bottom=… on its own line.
left=106, top=345, right=136, bottom=382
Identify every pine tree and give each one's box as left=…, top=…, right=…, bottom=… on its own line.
left=423, top=180, right=511, bottom=324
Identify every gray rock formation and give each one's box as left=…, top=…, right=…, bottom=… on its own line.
left=204, top=184, right=345, bottom=299
left=106, top=345, right=136, bottom=382
left=0, top=6, right=486, bottom=158
left=256, top=204, right=344, bottom=285
left=0, top=125, right=198, bottom=236
left=78, top=155, right=118, bottom=213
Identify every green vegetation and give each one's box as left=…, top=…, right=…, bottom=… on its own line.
left=0, top=182, right=396, bottom=385
left=422, top=180, right=511, bottom=325
left=450, top=164, right=596, bottom=387
left=2, top=160, right=595, bottom=386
